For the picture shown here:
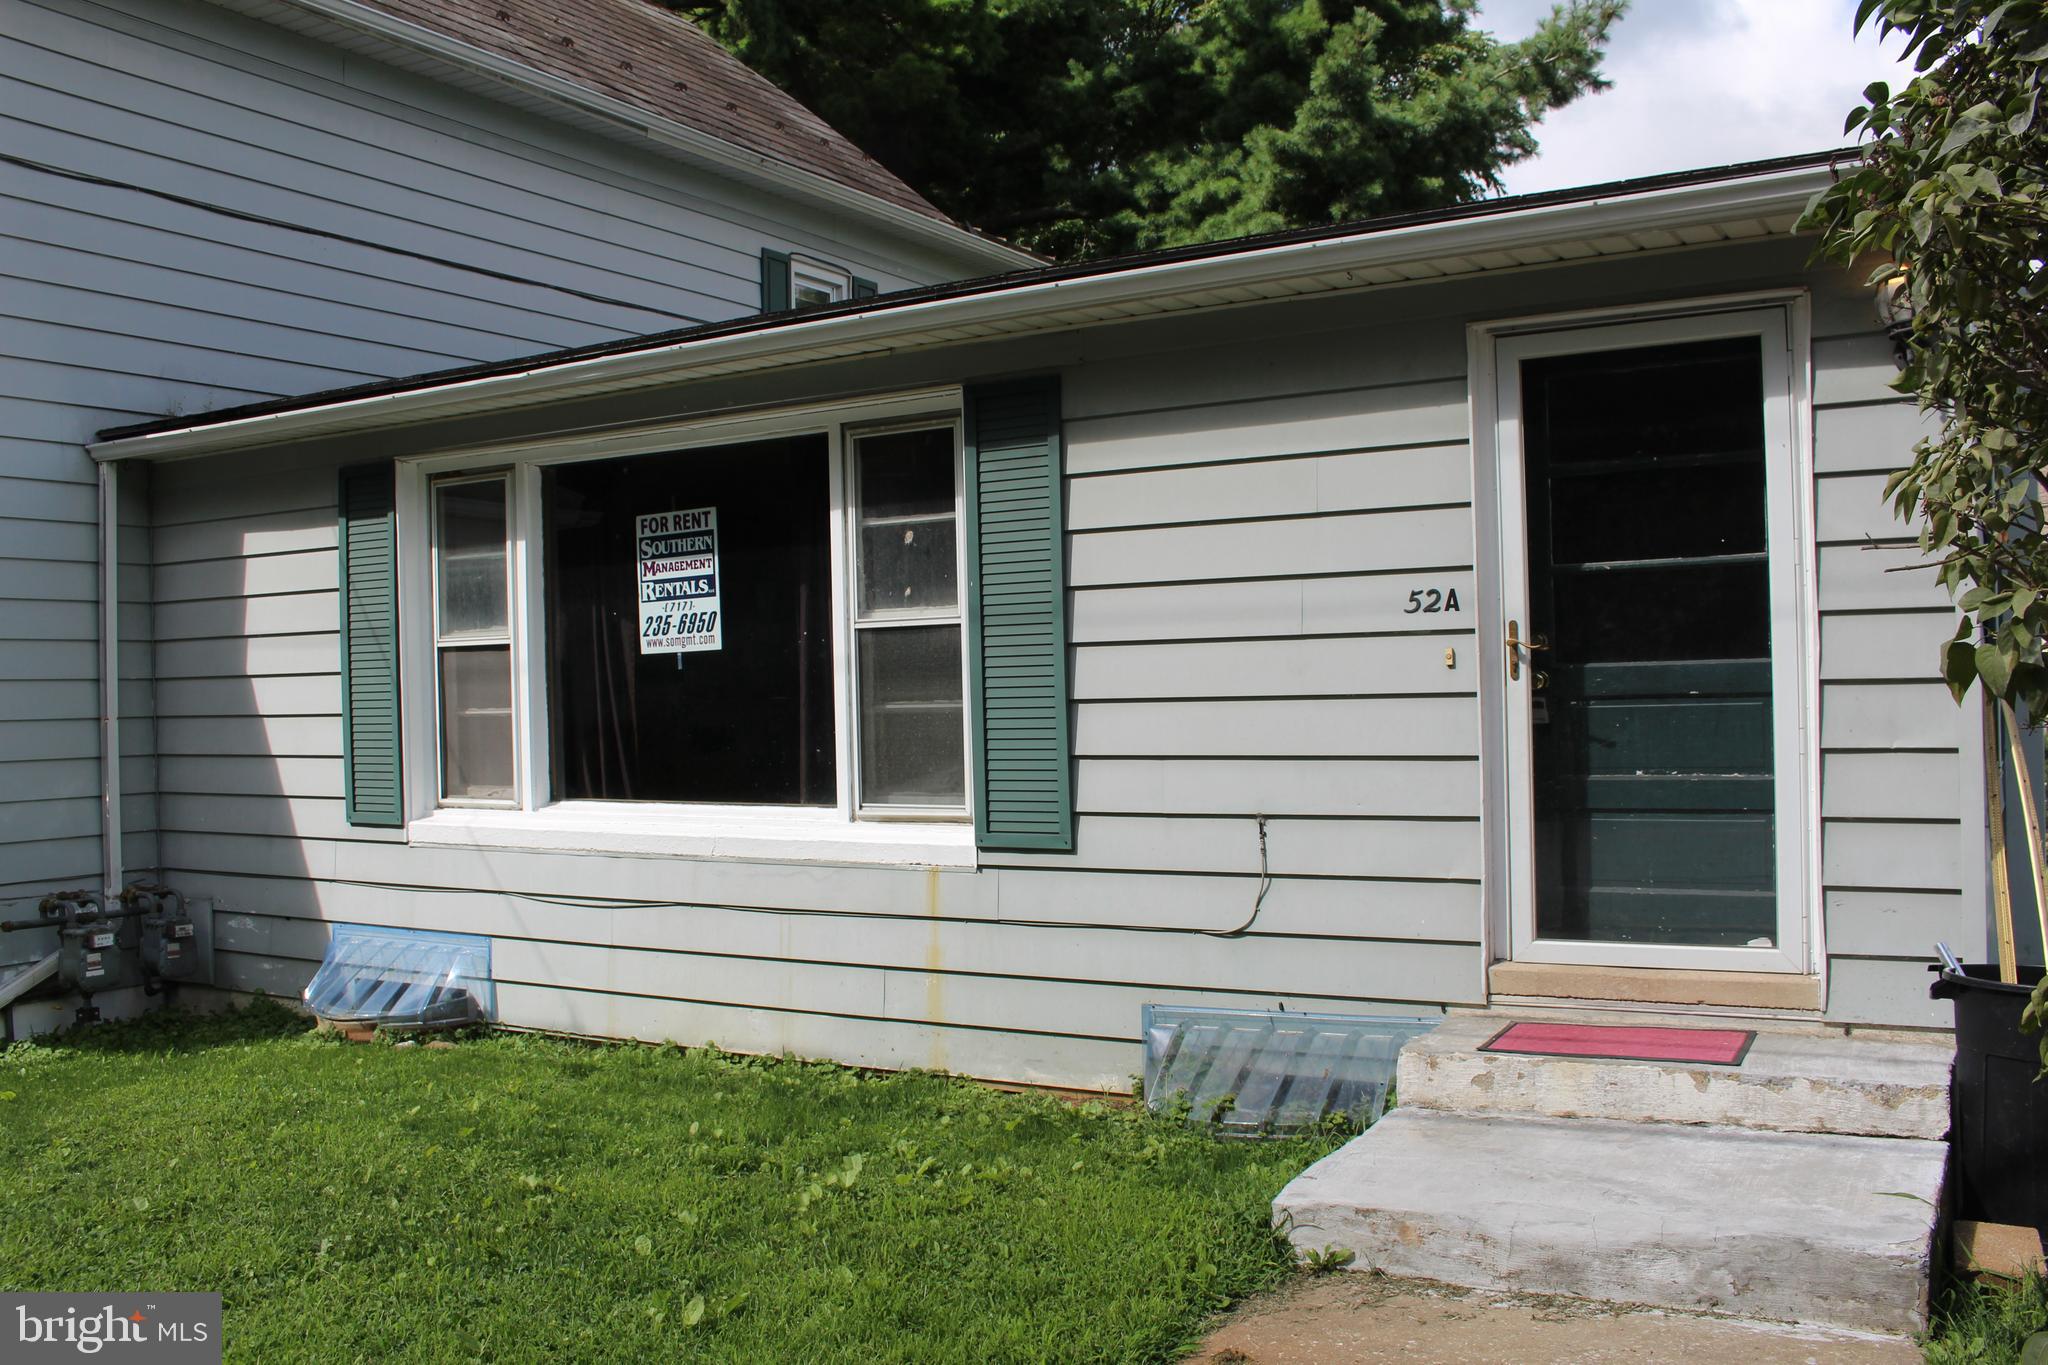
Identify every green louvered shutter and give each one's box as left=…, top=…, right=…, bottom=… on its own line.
left=760, top=249, right=791, bottom=312
left=964, top=377, right=1072, bottom=852
left=852, top=277, right=878, bottom=299
left=338, top=463, right=403, bottom=827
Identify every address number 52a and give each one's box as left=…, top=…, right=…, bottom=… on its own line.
left=1404, top=587, right=1462, bottom=614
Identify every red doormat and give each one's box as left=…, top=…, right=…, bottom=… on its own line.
left=1479, top=1021, right=1756, bottom=1066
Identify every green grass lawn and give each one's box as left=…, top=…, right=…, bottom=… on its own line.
left=0, top=1002, right=1341, bottom=1363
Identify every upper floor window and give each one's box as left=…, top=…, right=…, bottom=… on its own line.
left=790, top=256, right=852, bottom=310
left=760, top=249, right=875, bottom=313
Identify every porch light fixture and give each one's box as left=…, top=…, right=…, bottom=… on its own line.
left=1874, top=263, right=1915, bottom=365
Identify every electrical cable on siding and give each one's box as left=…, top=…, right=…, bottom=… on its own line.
left=0, top=152, right=678, bottom=319
left=291, top=870, right=1299, bottom=938
left=1198, top=813, right=1271, bottom=938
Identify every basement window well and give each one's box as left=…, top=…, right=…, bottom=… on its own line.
left=303, top=925, right=493, bottom=1032
left=1142, top=1005, right=1438, bottom=1134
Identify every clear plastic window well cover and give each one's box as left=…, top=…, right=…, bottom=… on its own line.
left=1141, top=1004, right=1438, bottom=1134
left=303, top=924, right=494, bottom=1031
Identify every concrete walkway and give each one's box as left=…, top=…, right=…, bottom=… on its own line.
left=1187, top=1274, right=1923, bottom=1364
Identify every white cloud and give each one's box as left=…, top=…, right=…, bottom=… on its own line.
left=1473, top=0, right=1914, bottom=195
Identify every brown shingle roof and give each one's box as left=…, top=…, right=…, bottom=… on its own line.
left=353, top=0, right=954, bottom=223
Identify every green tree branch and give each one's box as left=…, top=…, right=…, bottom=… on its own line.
left=675, top=0, right=1625, bottom=262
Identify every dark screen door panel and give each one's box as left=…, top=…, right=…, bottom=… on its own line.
left=1524, top=339, right=1777, bottom=948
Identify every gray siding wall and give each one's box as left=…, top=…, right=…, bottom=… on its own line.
left=0, top=0, right=992, bottom=920
left=144, top=237, right=1983, bottom=1088
left=1811, top=345, right=1983, bottom=1026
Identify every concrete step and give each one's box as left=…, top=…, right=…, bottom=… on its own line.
left=1396, top=1013, right=1952, bottom=1139
left=1274, top=1108, right=1946, bottom=1334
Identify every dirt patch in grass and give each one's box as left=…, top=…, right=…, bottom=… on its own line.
left=0, top=1001, right=1340, bottom=1363
left=1185, top=1273, right=1924, bottom=1364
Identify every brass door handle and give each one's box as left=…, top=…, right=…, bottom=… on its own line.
left=1504, top=621, right=1549, bottom=682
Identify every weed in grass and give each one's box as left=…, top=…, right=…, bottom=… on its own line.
left=1298, top=1245, right=1357, bottom=1274
left=1925, top=1273, right=2048, bottom=1364
left=0, top=1003, right=1350, bottom=1364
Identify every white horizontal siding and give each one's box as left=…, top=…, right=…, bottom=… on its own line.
left=1064, top=382, right=1470, bottom=477
left=1071, top=506, right=1473, bottom=586
left=1074, top=697, right=1473, bottom=757
left=1074, top=636, right=1473, bottom=699
left=1819, top=612, right=1958, bottom=681
left=1049, top=359, right=1486, bottom=1039
left=154, top=509, right=334, bottom=564
left=1825, top=956, right=1955, bottom=1029
left=154, top=594, right=333, bottom=642
left=162, top=846, right=1472, bottom=978
left=1821, top=753, right=1960, bottom=820
left=213, top=905, right=1458, bottom=1029
left=1814, top=401, right=1938, bottom=474
left=1068, top=443, right=1470, bottom=530
left=148, top=332, right=1491, bottom=1080
left=155, top=674, right=339, bottom=717
left=1075, top=759, right=1476, bottom=818
left=155, top=549, right=335, bottom=603
left=1811, top=327, right=1981, bottom=1024
left=1817, top=543, right=1952, bottom=612
left=1071, top=572, right=1479, bottom=643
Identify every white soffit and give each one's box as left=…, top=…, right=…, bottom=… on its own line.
left=89, top=164, right=1828, bottom=463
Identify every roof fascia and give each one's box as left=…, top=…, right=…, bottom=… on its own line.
left=90, top=162, right=1831, bottom=464
left=248, top=0, right=1038, bottom=271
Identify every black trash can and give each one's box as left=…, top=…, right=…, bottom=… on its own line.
left=1931, top=963, right=2048, bottom=1240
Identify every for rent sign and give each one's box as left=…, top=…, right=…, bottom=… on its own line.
left=637, top=507, right=722, bottom=655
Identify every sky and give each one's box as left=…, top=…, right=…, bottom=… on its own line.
left=1472, top=0, right=1916, bottom=196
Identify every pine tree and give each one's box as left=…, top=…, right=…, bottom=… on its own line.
left=675, top=0, right=1626, bottom=262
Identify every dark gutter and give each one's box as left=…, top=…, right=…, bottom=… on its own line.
left=97, top=148, right=1852, bottom=443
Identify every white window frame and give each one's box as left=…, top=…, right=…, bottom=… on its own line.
left=394, top=389, right=977, bottom=867
left=427, top=470, right=518, bottom=809
left=790, top=256, right=852, bottom=310
left=844, top=417, right=971, bottom=821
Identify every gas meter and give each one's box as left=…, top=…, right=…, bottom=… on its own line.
left=141, top=902, right=198, bottom=980
left=58, top=917, right=122, bottom=992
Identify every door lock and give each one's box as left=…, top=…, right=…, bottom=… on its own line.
left=1504, top=620, right=1549, bottom=682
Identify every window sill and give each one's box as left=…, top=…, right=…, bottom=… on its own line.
left=407, top=802, right=977, bottom=869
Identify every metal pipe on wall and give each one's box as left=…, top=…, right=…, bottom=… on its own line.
left=98, top=459, right=122, bottom=899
